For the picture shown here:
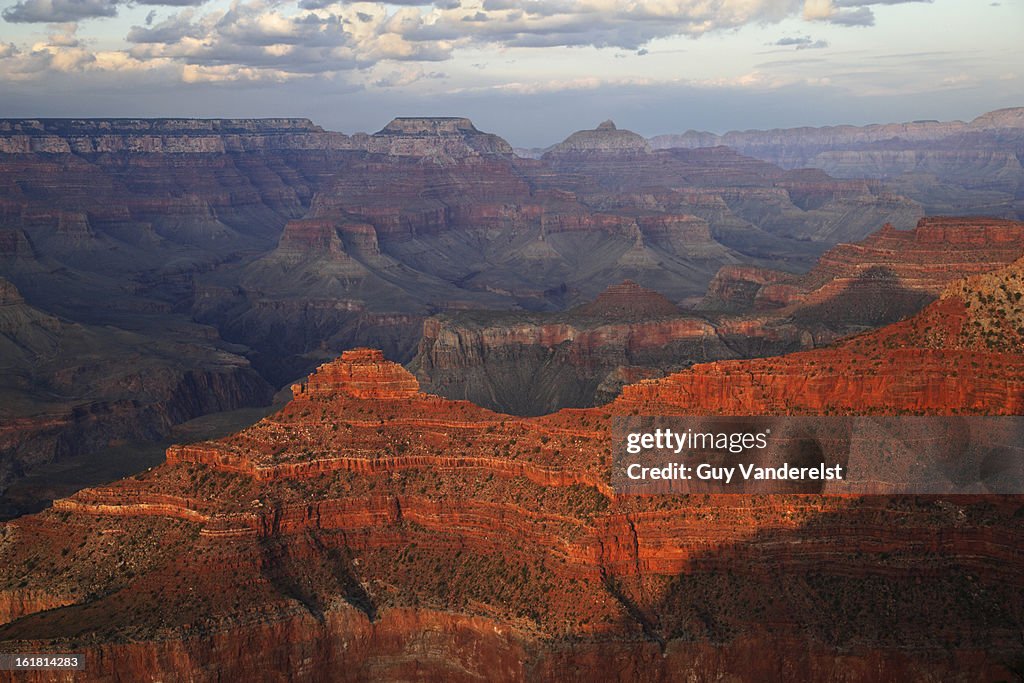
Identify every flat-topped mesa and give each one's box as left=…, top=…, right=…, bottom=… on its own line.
left=0, top=117, right=352, bottom=154
left=0, top=118, right=324, bottom=135
left=576, top=280, right=681, bottom=319
left=291, top=348, right=420, bottom=400
left=543, top=120, right=651, bottom=157
left=377, top=117, right=478, bottom=136
left=368, top=117, right=513, bottom=157
left=276, top=219, right=346, bottom=255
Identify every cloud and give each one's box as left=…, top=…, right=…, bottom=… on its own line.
left=0, top=0, right=939, bottom=85
left=403, top=1, right=810, bottom=50
left=397, top=0, right=931, bottom=51
left=370, top=63, right=446, bottom=87
left=803, top=0, right=932, bottom=26
left=1, top=0, right=210, bottom=23
left=127, top=12, right=206, bottom=44
left=121, top=1, right=455, bottom=82
left=135, top=0, right=209, bottom=5
left=835, top=0, right=930, bottom=5
left=827, top=6, right=874, bottom=25
left=3, top=0, right=117, bottom=23
left=775, top=35, right=828, bottom=49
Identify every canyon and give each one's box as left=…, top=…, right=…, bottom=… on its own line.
left=1, top=247, right=1023, bottom=680
left=0, top=274, right=273, bottom=512
left=1, top=110, right=1023, bottom=680
left=0, top=115, right=923, bottom=498
left=412, top=216, right=1024, bottom=414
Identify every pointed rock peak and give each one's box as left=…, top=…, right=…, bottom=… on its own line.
left=577, top=280, right=681, bottom=319
left=292, top=348, right=420, bottom=400
left=597, top=120, right=617, bottom=131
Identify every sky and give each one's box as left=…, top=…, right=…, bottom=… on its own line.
left=0, top=0, right=1021, bottom=146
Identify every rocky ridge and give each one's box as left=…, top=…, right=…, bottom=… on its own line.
left=0, top=117, right=515, bottom=159
left=704, top=216, right=1024, bottom=313
left=620, top=254, right=1024, bottom=416
left=650, top=107, right=1024, bottom=158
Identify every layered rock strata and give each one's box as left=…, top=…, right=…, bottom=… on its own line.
left=2, top=257, right=1024, bottom=682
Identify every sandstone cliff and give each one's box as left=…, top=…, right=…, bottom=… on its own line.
left=703, top=217, right=1024, bottom=315
left=410, top=280, right=814, bottom=414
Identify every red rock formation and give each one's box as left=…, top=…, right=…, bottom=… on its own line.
left=2, top=263, right=1023, bottom=680
left=276, top=219, right=347, bottom=255
left=635, top=214, right=713, bottom=252
left=409, top=280, right=760, bottom=414
left=1, top=115, right=919, bottom=402
left=0, top=118, right=1020, bottom=680
left=414, top=216, right=1024, bottom=415
left=702, top=265, right=802, bottom=311
left=621, top=257, right=1024, bottom=416
left=704, top=217, right=1024, bottom=312
left=291, top=349, right=420, bottom=401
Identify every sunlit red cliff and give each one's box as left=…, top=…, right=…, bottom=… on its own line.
left=1, top=251, right=1023, bottom=679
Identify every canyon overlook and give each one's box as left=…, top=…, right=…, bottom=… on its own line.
left=1, top=111, right=1023, bottom=681
left=2, top=270, right=1023, bottom=680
